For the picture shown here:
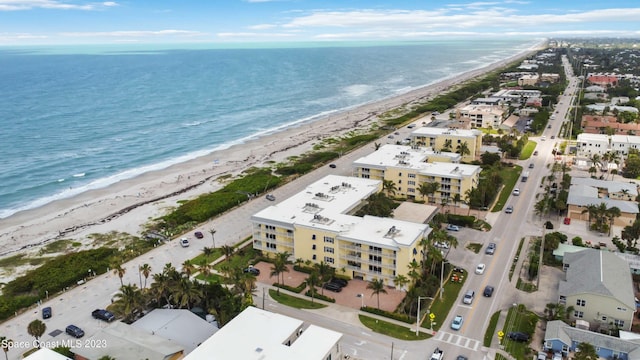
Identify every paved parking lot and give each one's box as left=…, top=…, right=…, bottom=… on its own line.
left=252, top=262, right=405, bottom=312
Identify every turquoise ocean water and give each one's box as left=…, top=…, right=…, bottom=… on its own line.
left=0, top=39, right=538, bottom=219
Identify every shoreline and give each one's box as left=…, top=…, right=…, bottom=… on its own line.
left=0, top=41, right=545, bottom=277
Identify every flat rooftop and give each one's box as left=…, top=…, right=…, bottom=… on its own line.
left=410, top=127, right=481, bottom=138
left=184, top=307, right=342, bottom=360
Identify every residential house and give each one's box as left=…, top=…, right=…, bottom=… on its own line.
left=409, top=127, right=483, bottom=162
left=575, top=133, right=610, bottom=157
left=251, top=175, right=431, bottom=286
left=184, top=306, right=343, bottom=360
left=587, top=74, right=619, bottom=87
left=580, top=115, right=640, bottom=136
left=566, top=177, right=638, bottom=227
left=544, top=320, right=640, bottom=359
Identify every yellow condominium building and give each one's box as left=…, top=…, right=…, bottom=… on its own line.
left=456, top=104, right=507, bottom=129
left=409, top=127, right=482, bottom=162
left=352, top=144, right=481, bottom=203
left=251, top=175, right=431, bottom=287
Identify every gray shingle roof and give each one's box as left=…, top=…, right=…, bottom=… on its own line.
left=559, top=249, right=636, bottom=309
left=545, top=320, right=640, bottom=354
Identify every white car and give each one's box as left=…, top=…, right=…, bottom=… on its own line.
left=541, top=135, right=546, bottom=141
left=180, top=238, right=190, bottom=247
left=513, top=188, right=520, bottom=196
left=475, top=264, right=486, bottom=275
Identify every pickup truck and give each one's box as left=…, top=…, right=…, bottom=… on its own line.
left=92, top=309, right=116, bottom=322
left=430, top=347, right=444, bottom=360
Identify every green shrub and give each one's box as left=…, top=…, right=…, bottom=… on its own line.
left=446, top=214, right=475, bottom=227
left=304, top=290, right=335, bottom=303
left=274, top=282, right=307, bottom=294
left=360, top=306, right=414, bottom=324
left=0, top=295, right=39, bottom=320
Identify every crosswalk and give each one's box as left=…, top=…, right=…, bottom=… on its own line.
left=434, top=331, right=482, bottom=351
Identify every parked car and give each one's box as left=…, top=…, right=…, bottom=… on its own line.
left=485, top=242, right=496, bottom=255
left=434, top=242, right=449, bottom=249
left=529, top=163, right=534, bottom=169
left=507, top=331, right=530, bottom=342
left=537, top=351, right=548, bottom=360
left=66, top=324, right=85, bottom=338
left=552, top=352, right=562, bottom=360
left=475, top=264, right=486, bottom=275
left=483, top=285, right=494, bottom=297
left=551, top=135, right=555, bottom=139
left=329, top=164, right=337, bottom=168
left=456, top=357, right=468, bottom=360
left=533, top=150, right=539, bottom=156
left=541, top=136, right=546, bottom=141
left=323, top=282, right=342, bottom=292
left=92, top=309, right=116, bottom=322
left=462, top=290, right=475, bottom=305
left=505, top=205, right=514, bottom=214
left=451, top=315, right=464, bottom=330
left=42, top=306, right=52, bottom=319
left=266, top=194, right=276, bottom=201
left=180, top=238, right=190, bottom=247
left=446, top=224, right=460, bottom=231
left=330, top=278, right=348, bottom=288
left=244, top=267, right=260, bottom=276
left=194, top=231, right=204, bottom=239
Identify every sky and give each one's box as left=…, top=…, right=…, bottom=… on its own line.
left=0, top=0, right=639, bottom=45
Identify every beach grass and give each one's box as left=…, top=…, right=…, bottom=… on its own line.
left=359, top=315, right=430, bottom=340
left=39, top=239, right=73, bottom=254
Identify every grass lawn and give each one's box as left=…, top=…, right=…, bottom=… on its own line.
left=359, top=315, right=431, bottom=340
left=269, top=289, right=327, bottom=309
left=466, top=243, right=483, bottom=253
left=424, top=268, right=467, bottom=331
left=519, top=140, right=537, bottom=160
left=484, top=311, right=501, bottom=346
left=491, top=165, right=522, bottom=212
left=195, top=272, right=224, bottom=284
left=502, top=304, right=539, bottom=360
left=191, top=248, right=224, bottom=266
left=213, top=247, right=259, bottom=271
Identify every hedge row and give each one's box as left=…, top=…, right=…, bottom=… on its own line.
left=273, top=282, right=307, bottom=294
left=360, top=306, right=414, bottom=324
left=304, top=291, right=335, bottom=303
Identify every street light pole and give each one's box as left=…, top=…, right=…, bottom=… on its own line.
left=440, top=258, right=449, bottom=300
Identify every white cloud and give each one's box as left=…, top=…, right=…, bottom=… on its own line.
left=60, top=29, right=208, bottom=38
left=217, top=31, right=295, bottom=39
left=248, top=24, right=277, bottom=30
left=0, top=0, right=118, bottom=11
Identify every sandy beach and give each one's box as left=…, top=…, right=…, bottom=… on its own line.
left=0, top=42, right=545, bottom=282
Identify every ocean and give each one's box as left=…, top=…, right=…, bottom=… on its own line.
left=0, top=39, right=539, bottom=219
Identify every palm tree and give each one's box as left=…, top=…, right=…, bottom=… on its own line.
left=0, top=336, right=12, bottom=360
left=202, top=246, right=214, bottom=258
left=306, top=270, right=321, bottom=303
left=315, top=261, right=335, bottom=296
left=270, top=252, right=290, bottom=293
left=181, top=260, right=196, bottom=278
left=442, top=139, right=453, bottom=152
left=112, top=263, right=126, bottom=287
left=151, top=272, right=173, bottom=307
left=406, top=260, right=421, bottom=283
left=382, top=180, right=397, bottom=197
left=418, top=182, right=440, bottom=203
left=605, top=206, right=621, bottom=235
left=112, top=284, right=144, bottom=320
left=374, top=142, right=381, bottom=150
left=171, top=278, right=203, bottom=309
left=139, top=263, right=152, bottom=289
left=452, top=194, right=461, bottom=211
left=209, top=228, right=217, bottom=248
left=221, top=245, right=235, bottom=262
left=27, top=320, right=46, bottom=347
left=198, top=263, right=212, bottom=278
left=456, top=141, right=471, bottom=158
left=367, top=278, right=388, bottom=309
left=393, top=274, right=409, bottom=291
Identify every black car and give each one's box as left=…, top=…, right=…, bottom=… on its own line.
left=42, top=306, right=52, bottom=319
left=507, top=331, right=530, bottom=342
left=329, top=164, right=337, bottom=168
left=330, top=278, right=348, bottom=288
left=244, top=267, right=260, bottom=276
left=323, top=282, right=342, bottom=292
left=483, top=286, right=494, bottom=297
left=92, top=309, right=116, bottom=322
left=66, top=325, right=85, bottom=338
left=194, top=231, right=204, bottom=239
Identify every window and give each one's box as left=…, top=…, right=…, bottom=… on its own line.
left=369, top=246, right=382, bottom=252
left=369, top=255, right=382, bottom=263
left=601, top=316, right=607, bottom=322
left=408, top=173, right=416, bottom=178
left=398, top=172, right=402, bottom=177
left=312, top=244, right=316, bottom=250
left=576, top=299, right=586, bottom=306
left=408, top=188, right=415, bottom=193
left=368, top=265, right=382, bottom=273
left=312, top=254, right=317, bottom=260
left=324, top=256, right=334, bottom=264
left=312, top=234, right=316, bottom=240
left=398, top=180, right=402, bottom=184
left=267, top=243, right=276, bottom=250
left=614, top=319, right=625, bottom=327
left=574, top=311, right=584, bottom=318
left=408, top=180, right=415, bottom=186
left=324, top=246, right=334, bottom=253
left=324, top=236, right=334, bottom=243
left=265, top=225, right=276, bottom=231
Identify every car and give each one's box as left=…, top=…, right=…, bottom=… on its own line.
left=551, top=135, right=555, bottom=139
left=547, top=125, right=551, bottom=129
left=541, top=136, right=546, bottom=141
left=92, top=309, right=116, bottom=322
left=533, top=150, right=539, bottom=156
left=529, top=163, right=534, bottom=169
left=330, top=278, right=348, bottom=287
left=387, top=135, right=394, bottom=139
left=451, top=315, right=463, bottom=330
left=323, top=282, right=342, bottom=292
left=537, top=351, right=548, bottom=360
left=446, top=224, right=460, bottom=231
left=329, top=163, right=337, bottom=168
left=475, top=264, right=486, bottom=275
left=513, top=188, right=520, bottom=196
left=552, top=352, right=562, bottom=360
left=194, top=231, right=204, bottom=239
left=65, top=325, right=85, bottom=338
left=505, top=205, right=514, bottom=214
left=394, top=131, right=400, bottom=135
left=434, top=242, right=449, bottom=249
left=456, top=357, right=468, bottom=360
left=180, top=238, right=190, bottom=247
left=483, top=285, right=494, bottom=297
left=462, top=290, right=475, bottom=305
left=485, top=243, right=496, bottom=255
left=266, top=194, right=276, bottom=201
left=563, top=217, right=571, bottom=225
left=244, top=267, right=260, bottom=276
left=42, top=306, right=52, bottom=319
left=407, top=124, right=416, bottom=129
left=507, top=331, right=530, bottom=342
